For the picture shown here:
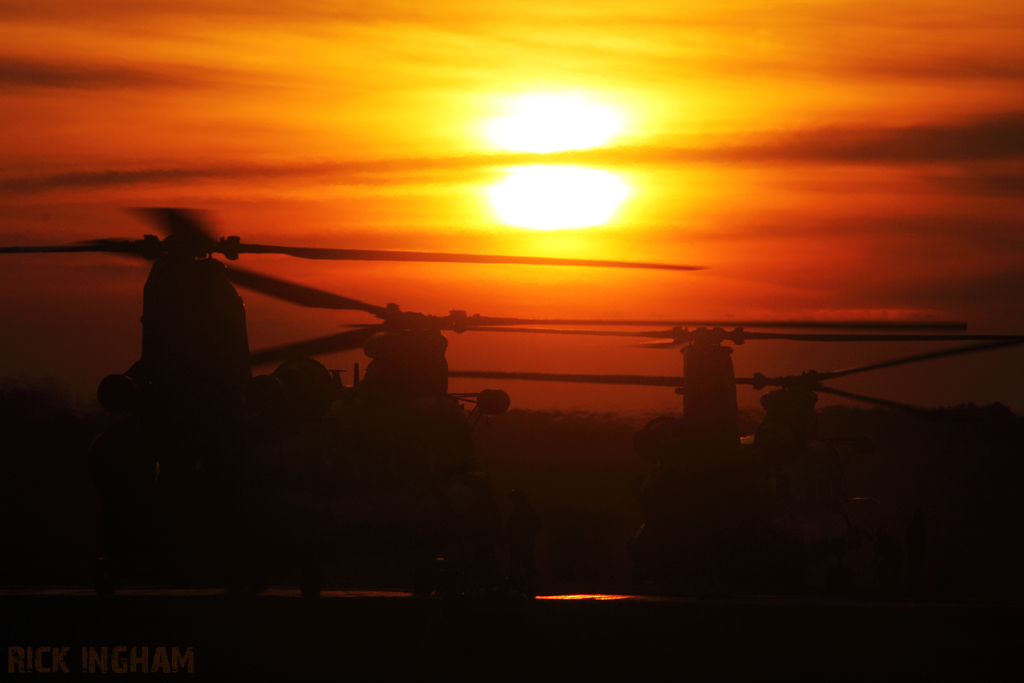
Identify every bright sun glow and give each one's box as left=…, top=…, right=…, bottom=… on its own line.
left=486, top=94, right=623, bottom=153
left=484, top=93, right=631, bottom=229
left=486, top=165, right=631, bottom=230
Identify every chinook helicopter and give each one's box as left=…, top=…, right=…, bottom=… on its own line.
left=7, top=211, right=1020, bottom=594
left=0, top=208, right=701, bottom=596
left=447, top=325, right=1024, bottom=590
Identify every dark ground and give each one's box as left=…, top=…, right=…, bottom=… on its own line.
left=2, top=590, right=1021, bottom=680
left=2, top=378, right=1023, bottom=678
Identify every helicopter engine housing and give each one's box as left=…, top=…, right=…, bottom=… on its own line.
left=681, top=342, right=740, bottom=453
left=140, top=256, right=251, bottom=416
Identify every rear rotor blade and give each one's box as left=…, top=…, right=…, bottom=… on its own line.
left=224, top=265, right=387, bottom=316
left=821, top=338, right=1024, bottom=381
left=448, top=370, right=686, bottom=387
left=446, top=317, right=969, bottom=330
left=814, top=386, right=935, bottom=414
left=736, top=338, right=1024, bottom=392
left=671, top=320, right=968, bottom=331
left=250, top=326, right=383, bottom=366
left=740, top=332, right=1023, bottom=342
left=237, top=244, right=701, bottom=271
left=460, top=327, right=1023, bottom=345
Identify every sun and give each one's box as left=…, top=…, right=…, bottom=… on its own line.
left=486, top=166, right=631, bottom=230
left=485, top=94, right=630, bottom=229
left=486, top=94, right=623, bottom=153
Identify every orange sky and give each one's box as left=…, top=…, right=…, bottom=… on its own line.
left=2, top=0, right=1024, bottom=413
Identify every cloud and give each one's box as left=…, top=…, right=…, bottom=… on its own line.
left=3, top=2, right=1023, bottom=102
left=0, top=163, right=503, bottom=194
left=576, top=111, right=1024, bottom=166
left=859, top=262, right=1024, bottom=326
left=927, top=173, right=1024, bottom=197
left=0, top=56, right=221, bottom=90
left=736, top=112, right=1024, bottom=164
left=3, top=111, right=1024, bottom=195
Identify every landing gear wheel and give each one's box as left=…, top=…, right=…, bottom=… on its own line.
left=414, top=557, right=442, bottom=597
left=95, top=557, right=116, bottom=596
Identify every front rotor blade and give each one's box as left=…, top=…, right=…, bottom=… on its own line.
left=250, top=326, right=383, bottom=366
left=821, top=338, right=1024, bottom=381
left=0, top=243, right=131, bottom=254
left=237, top=244, right=701, bottom=271
left=448, top=370, right=686, bottom=387
left=224, top=265, right=387, bottom=316
left=814, top=386, right=935, bottom=414
left=464, top=326, right=680, bottom=339
left=632, top=341, right=682, bottom=349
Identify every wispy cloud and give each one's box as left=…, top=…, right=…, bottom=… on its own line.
left=927, top=172, right=1024, bottom=197
left=3, top=111, right=1023, bottom=195
left=0, top=163, right=502, bottom=194
left=5, top=2, right=1023, bottom=85
left=0, top=56, right=259, bottom=90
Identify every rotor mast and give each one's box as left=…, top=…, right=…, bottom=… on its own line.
left=681, top=329, right=741, bottom=454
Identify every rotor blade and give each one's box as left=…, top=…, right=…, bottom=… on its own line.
left=236, top=244, right=701, bottom=271
left=821, top=338, right=1024, bottom=381
left=250, top=326, right=383, bottom=366
left=0, top=243, right=131, bottom=254
left=448, top=370, right=686, bottom=387
left=464, top=327, right=679, bottom=339
left=1, top=237, right=165, bottom=259
left=452, top=318, right=968, bottom=330
left=340, top=317, right=970, bottom=332
left=340, top=320, right=679, bottom=335
left=136, top=207, right=216, bottom=247
left=814, top=386, right=935, bottom=414
left=340, top=319, right=680, bottom=331
left=463, top=327, right=1023, bottom=344
left=223, top=265, right=387, bottom=316
left=671, top=320, right=969, bottom=331
left=739, top=332, right=1023, bottom=342
left=632, top=341, right=682, bottom=349
left=0, top=253, right=972, bottom=335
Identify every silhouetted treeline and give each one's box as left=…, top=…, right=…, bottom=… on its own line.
left=817, top=402, right=1024, bottom=598
left=2, top=376, right=1022, bottom=597
left=0, top=378, right=112, bottom=584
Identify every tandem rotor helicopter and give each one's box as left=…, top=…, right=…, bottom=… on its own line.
left=450, top=325, right=1024, bottom=589
left=0, top=208, right=703, bottom=596
left=4, top=208, right=1022, bottom=595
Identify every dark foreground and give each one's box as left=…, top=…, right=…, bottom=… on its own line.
left=2, top=590, right=1020, bottom=680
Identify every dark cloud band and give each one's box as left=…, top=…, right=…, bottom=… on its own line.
left=0, top=57, right=204, bottom=89
left=3, top=111, right=1023, bottom=194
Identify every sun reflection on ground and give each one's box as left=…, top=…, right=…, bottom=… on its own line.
left=535, top=594, right=632, bottom=600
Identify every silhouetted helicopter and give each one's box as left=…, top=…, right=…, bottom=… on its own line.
left=447, top=324, right=1024, bottom=591
left=0, top=208, right=701, bottom=596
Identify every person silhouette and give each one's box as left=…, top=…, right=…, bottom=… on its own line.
left=905, top=510, right=927, bottom=592
left=505, top=488, right=541, bottom=592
